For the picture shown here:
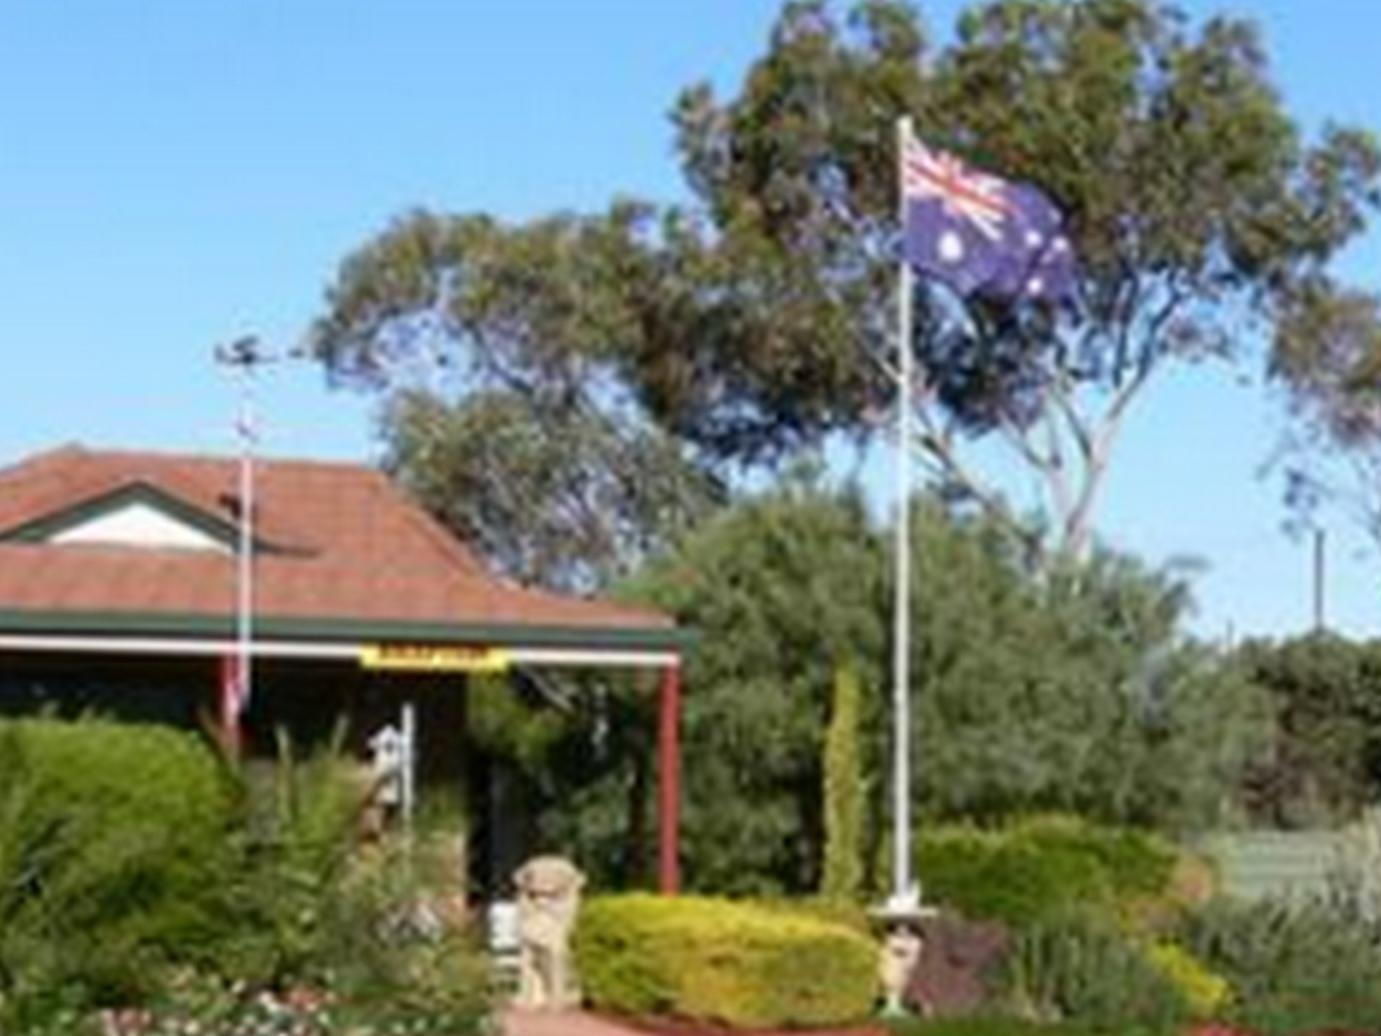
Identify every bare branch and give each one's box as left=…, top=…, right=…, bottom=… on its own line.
left=911, top=399, right=1045, bottom=559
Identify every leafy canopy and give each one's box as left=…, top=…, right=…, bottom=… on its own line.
left=313, top=206, right=721, bottom=590
left=665, top=0, right=1380, bottom=557
left=536, top=481, right=1264, bottom=894
left=312, top=0, right=1379, bottom=570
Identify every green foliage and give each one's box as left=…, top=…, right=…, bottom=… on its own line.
left=1003, top=908, right=1190, bottom=1033
left=1236, top=633, right=1381, bottom=827
left=1178, top=896, right=1381, bottom=1034
left=315, top=206, right=722, bottom=593
left=466, top=672, right=570, bottom=776
left=915, top=816, right=1176, bottom=927
left=908, top=507, right=1270, bottom=832
left=822, top=662, right=867, bottom=902
left=671, top=0, right=1379, bottom=557
left=1144, top=942, right=1230, bottom=1020
left=619, top=475, right=887, bottom=894
left=219, top=729, right=380, bottom=987
left=574, top=893, right=877, bottom=1030
left=313, top=0, right=1378, bottom=569
left=0, top=717, right=237, bottom=1022
left=382, top=382, right=721, bottom=592
left=218, top=746, right=491, bottom=1036
left=590, top=483, right=1262, bottom=895
left=0, top=717, right=491, bottom=1035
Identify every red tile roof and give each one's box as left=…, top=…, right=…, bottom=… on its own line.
left=0, top=446, right=675, bottom=645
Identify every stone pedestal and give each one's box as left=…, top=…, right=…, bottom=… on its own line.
left=871, top=895, right=936, bottom=1018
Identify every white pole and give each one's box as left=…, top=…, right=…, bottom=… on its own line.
left=401, top=700, right=417, bottom=833
left=891, top=115, right=916, bottom=909
left=236, top=362, right=255, bottom=716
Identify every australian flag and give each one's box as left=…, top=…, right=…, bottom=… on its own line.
left=902, top=135, right=1077, bottom=304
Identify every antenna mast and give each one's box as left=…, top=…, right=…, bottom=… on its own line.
left=214, top=335, right=270, bottom=750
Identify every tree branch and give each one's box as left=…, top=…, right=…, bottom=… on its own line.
left=911, top=396, right=1045, bottom=560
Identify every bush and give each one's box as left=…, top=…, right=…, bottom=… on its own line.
left=575, top=893, right=878, bottom=1029
left=0, top=717, right=237, bottom=1023
left=1179, top=897, right=1381, bottom=1034
left=916, top=815, right=1177, bottom=926
left=1144, top=942, right=1230, bottom=1020
left=1002, top=908, right=1190, bottom=1033
left=0, top=716, right=491, bottom=1035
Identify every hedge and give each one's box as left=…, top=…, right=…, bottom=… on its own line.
left=916, top=815, right=1177, bottom=926
left=575, top=894, right=878, bottom=1029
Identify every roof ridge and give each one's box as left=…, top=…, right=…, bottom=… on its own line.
left=64, top=446, right=378, bottom=473
left=0, top=442, right=87, bottom=484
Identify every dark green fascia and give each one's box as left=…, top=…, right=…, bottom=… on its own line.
left=0, top=607, right=695, bottom=652
left=0, top=481, right=284, bottom=553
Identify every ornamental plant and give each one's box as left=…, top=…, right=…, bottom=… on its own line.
left=576, top=893, right=878, bottom=1029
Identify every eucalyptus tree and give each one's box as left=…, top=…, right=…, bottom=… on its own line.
left=311, top=0, right=1378, bottom=577
left=660, top=0, right=1380, bottom=560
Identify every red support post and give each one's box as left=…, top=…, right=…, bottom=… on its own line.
left=218, top=654, right=243, bottom=758
left=658, top=663, right=682, bottom=895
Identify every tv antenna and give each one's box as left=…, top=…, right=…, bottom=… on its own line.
left=212, top=334, right=280, bottom=751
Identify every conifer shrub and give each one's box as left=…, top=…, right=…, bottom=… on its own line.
left=575, top=893, right=878, bottom=1029
left=821, top=664, right=866, bottom=902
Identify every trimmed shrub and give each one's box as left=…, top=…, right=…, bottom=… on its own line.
left=575, top=893, right=878, bottom=1029
left=916, top=816, right=1177, bottom=927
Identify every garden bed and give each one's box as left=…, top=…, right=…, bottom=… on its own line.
left=606, top=1015, right=888, bottom=1036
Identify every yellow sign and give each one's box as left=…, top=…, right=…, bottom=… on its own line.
left=360, top=644, right=511, bottom=673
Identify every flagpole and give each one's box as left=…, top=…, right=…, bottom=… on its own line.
left=890, top=114, right=916, bottom=910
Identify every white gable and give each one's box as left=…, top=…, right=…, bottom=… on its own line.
left=50, top=501, right=229, bottom=552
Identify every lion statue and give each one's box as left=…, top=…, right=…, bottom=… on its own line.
left=513, top=855, right=585, bottom=1010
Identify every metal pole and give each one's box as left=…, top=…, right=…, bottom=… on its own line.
left=1313, top=528, right=1326, bottom=634
left=216, top=335, right=269, bottom=733
left=891, top=115, right=916, bottom=910
left=400, top=700, right=417, bottom=833
left=236, top=364, right=255, bottom=718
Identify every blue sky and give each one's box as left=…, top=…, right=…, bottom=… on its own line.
left=1, top=0, right=1378, bottom=640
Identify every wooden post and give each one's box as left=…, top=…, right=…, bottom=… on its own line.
left=658, top=663, right=682, bottom=895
